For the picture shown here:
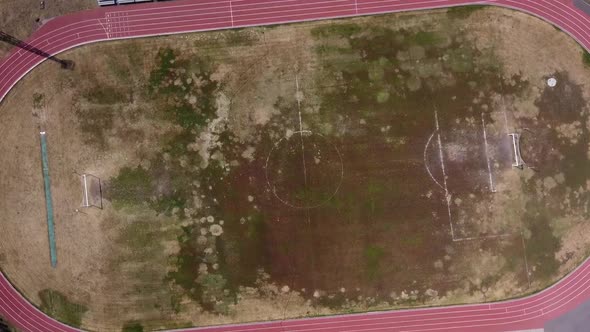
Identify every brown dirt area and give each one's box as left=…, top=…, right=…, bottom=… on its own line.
left=1, top=6, right=590, bottom=332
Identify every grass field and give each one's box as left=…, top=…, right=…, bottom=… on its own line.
left=2, top=6, right=590, bottom=331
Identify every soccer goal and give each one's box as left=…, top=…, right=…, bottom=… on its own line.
left=80, top=173, right=103, bottom=209
left=508, top=133, right=525, bottom=169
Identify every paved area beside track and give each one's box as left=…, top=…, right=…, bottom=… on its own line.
left=2, top=0, right=590, bottom=331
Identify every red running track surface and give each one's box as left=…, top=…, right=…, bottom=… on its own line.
left=1, top=0, right=590, bottom=331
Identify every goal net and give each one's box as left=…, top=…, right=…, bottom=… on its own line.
left=509, top=133, right=524, bottom=169
left=80, top=173, right=103, bottom=209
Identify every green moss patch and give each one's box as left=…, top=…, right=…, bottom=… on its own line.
left=39, top=289, right=87, bottom=328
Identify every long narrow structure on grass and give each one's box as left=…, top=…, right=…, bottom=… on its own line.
left=39, top=131, right=57, bottom=268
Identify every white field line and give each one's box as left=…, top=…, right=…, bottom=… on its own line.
left=82, top=174, right=89, bottom=207
left=500, top=90, right=510, bottom=135
left=521, top=231, right=532, bottom=288
left=481, top=113, right=496, bottom=193
left=434, top=108, right=454, bottom=240
left=503, top=109, right=510, bottom=134
left=452, top=232, right=513, bottom=243
left=423, top=132, right=444, bottom=190
left=296, top=74, right=308, bottom=186
left=296, top=74, right=303, bottom=130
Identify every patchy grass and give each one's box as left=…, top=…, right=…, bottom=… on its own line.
left=524, top=211, right=561, bottom=281
left=39, top=289, right=88, bottom=328
left=74, top=105, right=116, bottom=148
left=410, top=31, right=444, bottom=46
left=149, top=48, right=177, bottom=91
left=167, top=226, right=236, bottom=314
left=311, top=23, right=362, bottom=38
left=121, top=322, right=143, bottom=332
left=108, top=166, right=153, bottom=207
left=223, top=29, right=259, bottom=46
left=83, top=85, right=128, bottom=105
left=32, top=92, right=45, bottom=109
left=447, top=5, right=486, bottom=19
left=364, top=245, right=385, bottom=279
left=583, top=49, right=590, bottom=66
left=122, top=321, right=144, bottom=332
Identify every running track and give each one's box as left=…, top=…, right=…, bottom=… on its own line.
left=1, top=0, right=590, bottom=331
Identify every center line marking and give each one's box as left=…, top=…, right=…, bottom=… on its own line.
left=296, top=74, right=308, bottom=186
left=434, top=107, right=454, bottom=240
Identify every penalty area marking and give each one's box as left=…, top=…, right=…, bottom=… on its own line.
left=423, top=131, right=444, bottom=190
left=434, top=108, right=455, bottom=240
left=432, top=109, right=512, bottom=242
left=481, top=113, right=497, bottom=193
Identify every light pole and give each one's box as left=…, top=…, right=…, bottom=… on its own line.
left=0, top=30, right=74, bottom=69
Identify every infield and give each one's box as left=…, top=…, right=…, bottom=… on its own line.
left=1, top=6, right=590, bottom=331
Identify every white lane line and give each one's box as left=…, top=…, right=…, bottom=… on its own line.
left=96, top=18, right=110, bottom=39
left=481, top=113, right=496, bottom=193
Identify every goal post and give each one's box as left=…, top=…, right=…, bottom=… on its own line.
left=508, top=133, right=524, bottom=169
left=80, top=173, right=103, bottom=209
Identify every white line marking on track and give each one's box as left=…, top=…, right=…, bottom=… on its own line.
left=229, top=0, right=235, bottom=27
left=97, top=18, right=110, bottom=39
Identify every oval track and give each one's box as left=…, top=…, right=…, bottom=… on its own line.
left=1, top=0, right=590, bottom=331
